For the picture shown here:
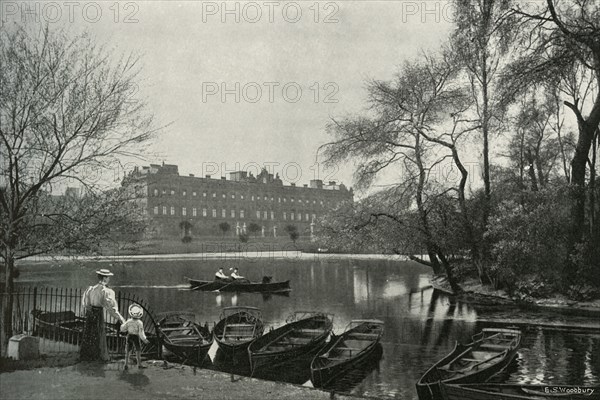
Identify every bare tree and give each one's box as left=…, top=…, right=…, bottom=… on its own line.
left=0, top=25, right=156, bottom=348
left=321, top=54, right=480, bottom=292
left=507, top=87, right=568, bottom=191
left=451, top=0, right=518, bottom=242
left=508, top=0, right=600, bottom=244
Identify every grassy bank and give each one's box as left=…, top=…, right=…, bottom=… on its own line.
left=430, top=275, right=600, bottom=318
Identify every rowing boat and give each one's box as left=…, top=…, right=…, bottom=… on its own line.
left=187, top=277, right=291, bottom=293
left=248, top=311, right=333, bottom=377
left=440, top=383, right=600, bottom=399
left=32, top=310, right=88, bottom=344
left=213, top=306, right=265, bottom=361
left=416, top=328, right=522, bottom=400
left=31, top=309, right=160, bottom=357
left=156, top=312, right=213, bottom=366
left=311, top=319, right=384, bottom=388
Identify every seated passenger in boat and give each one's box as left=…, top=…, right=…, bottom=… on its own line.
left=215, top=267, right=229, bottom=280
left=230, top=268, right=245, bottom=280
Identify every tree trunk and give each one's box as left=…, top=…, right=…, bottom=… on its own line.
left=481, top=51, right=493, bottom=266
left=482, top=51, right=491, bottom=214
left=418, top=130, right=482, bottom=282
left=562, top=30, right=600, bottom=247
left=590, top=130, right=597, bottom=238
left=554, top=92, right=571, bottom=183
left=414, top=135, right=452, bottom=278
left=570, top=112, right=598, bottom=242
left=436, top=249, right=462, bottom=294
left=3, top=255, right=15, bottom=352
left=452, top=147, right=486, bottom=283
left=526, top=149, right=539, bottom=191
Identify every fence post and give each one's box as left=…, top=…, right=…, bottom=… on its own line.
left=32, top=287, right=38, bottom=333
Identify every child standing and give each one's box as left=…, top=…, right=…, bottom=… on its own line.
left=120, top=303, right=149, bottom=369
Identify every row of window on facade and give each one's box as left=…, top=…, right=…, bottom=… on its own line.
left=151, top=188, right=332, bottom=206
left=152, top=206, right=317, bottom=222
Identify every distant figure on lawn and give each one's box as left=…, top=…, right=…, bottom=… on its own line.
left=80, top=268, right=126, bottom=361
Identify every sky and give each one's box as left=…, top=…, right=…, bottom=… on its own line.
left=3, top=0, right=456, bottom=194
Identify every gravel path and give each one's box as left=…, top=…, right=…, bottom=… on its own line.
left=0, top=360, right=354, bottom=400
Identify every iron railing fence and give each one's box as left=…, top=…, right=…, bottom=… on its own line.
left=1, top=287, right=161, bottom=359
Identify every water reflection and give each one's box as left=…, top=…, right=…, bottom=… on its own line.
left=249, top=349, right=317, bottom=385
left=16, top=258, right=600, bottom=399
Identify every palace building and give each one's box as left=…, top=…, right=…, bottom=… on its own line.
left=122, top=163, right=353, bottom=239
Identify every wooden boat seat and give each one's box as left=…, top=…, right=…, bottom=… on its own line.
left=451, top=351, right=506, bottom=373
left=225, top=332, right=256, bottom=337
left=224, top=325, right=255, bottom=336
left=493, top=337, right=517, bottom=342
left=296, top=328, right=324, bottom=334
left=225, top=328, right=255, bottom=333
left=338, top=347, right=363, bottom=352
left=161, top=327, right=196, bottom=332
left=480, top=344, right=508, bottom=350
left=347, top=333, right=380, bottom=340
left=266, top=346, right=287, bottom=352
left=273, top=341, right=308, bottom=347
left=278, top=337, right=312, bottom=345
left=224, top=336, right=255, bottom=341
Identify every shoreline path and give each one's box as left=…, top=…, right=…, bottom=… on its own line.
left=0, top=361, right=357, bottom=400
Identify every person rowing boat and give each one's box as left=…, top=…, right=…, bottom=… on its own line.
left=215, top=267, right=230, bottom=281
left=230, top=267, right=244, bottom=279
left=230, top=267, right=250, bottom=283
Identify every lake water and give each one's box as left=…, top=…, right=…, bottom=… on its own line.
left=16, top=256, right=600, bottom=399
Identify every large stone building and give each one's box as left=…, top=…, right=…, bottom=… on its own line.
left=123, top=163, right=353, bottom=239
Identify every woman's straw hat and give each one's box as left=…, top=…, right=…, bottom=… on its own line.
left=96, top=269, right=114, bottom=276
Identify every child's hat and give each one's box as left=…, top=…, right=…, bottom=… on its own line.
left=128, top=303, right=143, bottom=318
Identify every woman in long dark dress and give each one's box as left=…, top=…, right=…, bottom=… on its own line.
left=80, top=269, right=125, bottom=361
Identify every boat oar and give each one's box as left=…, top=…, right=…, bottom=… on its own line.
left=192, top=281, right=214, bottom=291
left=185, top=277, right=209, bottom=290
left=214, top=280, right=237, bottom=292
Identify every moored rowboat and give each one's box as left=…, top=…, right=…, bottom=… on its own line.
left=32, top=310, right=87, bottom=344
left=156, top=312, right=213, bottom=366
left=213, top=306, right=265, bottom=360
left=248, top=311, right=333, bottom=376
left=311, top=319, right=384, bottom=388
left=31, top=309, right=160, bottom=356
left=416, top=328, right=522, bottom=400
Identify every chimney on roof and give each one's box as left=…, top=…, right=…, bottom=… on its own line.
left=329, top=181, right=336, bottom=185
left=303, top=184, right=308, bottom=187
left=205, top=175, right=211, bottom=179
left=291, top=183, right=296, bottom=187
left=221, top=176, right=226, bottom=180
left=189, top=174, right=194, bottom=177
left=310, top=179, right=323, bottom=189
